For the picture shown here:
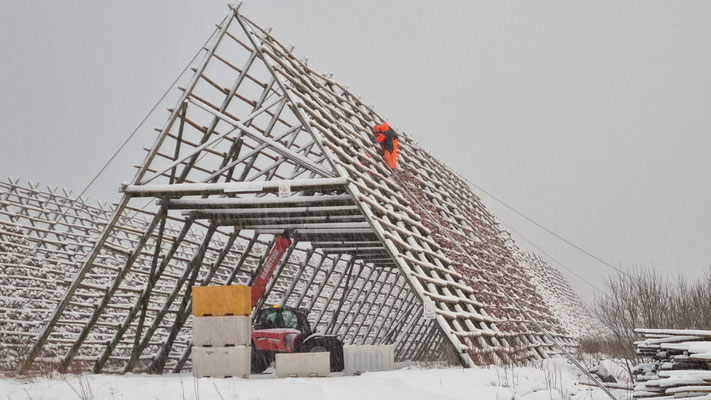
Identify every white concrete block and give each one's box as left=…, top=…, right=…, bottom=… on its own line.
left=275, top=352, right=330, bottom=378
left=193, top=316, right=251, bottom=347
left=192, top=346, right=250, bottom=378
left=344, top=345, right=395, bottom=375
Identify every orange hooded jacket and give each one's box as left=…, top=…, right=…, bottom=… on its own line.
left=372, top=122, right=398, bottom=169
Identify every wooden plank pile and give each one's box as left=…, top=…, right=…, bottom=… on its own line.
left=633, top=328, right=711, bottom=399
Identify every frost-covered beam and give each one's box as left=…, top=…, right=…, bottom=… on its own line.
left=234, top=13, right=340, bottom=178
left=164, top=194, right=354, bottom=210
left=362, top=276, right=406, bottom=343
left=324, top=261, right=365, bottom=334
left=121, top=177, right=348, bottom=197
left=332, top=265, right=376, bottom=335
left=395, top=310, right=427, bottom=360
left=259, top=228, right=379, bottom=243
left=380, top=295, right=419, bottom=345
left=305, top=254, right=343, bottom=311
left=369, top=280, right=410, bottom=344
left=211, top=215, right=366, bottom=227
left=183, top=205, right=360, bottom=219
left=208, top=124, right=301, bottom=183
left=311, top=240, right=383, bottom=248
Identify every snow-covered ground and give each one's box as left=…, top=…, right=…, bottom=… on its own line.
left=1, top=358, right=631, bottom=400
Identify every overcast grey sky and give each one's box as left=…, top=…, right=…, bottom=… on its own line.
left=1, top=1, right=709, bottom=304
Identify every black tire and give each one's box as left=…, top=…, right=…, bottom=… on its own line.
left=250, top=345, right=270, bottom=374
left=309, top=345, right=327, bottom=353
left=306, top=339, right=344, bottom=372
left=325, top=340, right=344, bottom=372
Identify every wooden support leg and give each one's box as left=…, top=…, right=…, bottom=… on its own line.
left=122, top=224, right=217, bottom=373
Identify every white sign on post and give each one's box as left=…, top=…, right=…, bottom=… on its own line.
left=423, top=299, right=436, bottom=320
left=278, top=184, right=291, bottom=198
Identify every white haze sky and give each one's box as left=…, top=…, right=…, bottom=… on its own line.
left=0, top=1, right=709, bottom=304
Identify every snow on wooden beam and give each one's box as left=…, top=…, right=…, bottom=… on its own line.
left=182, top=206, right=361, bottom=220
left=121, top=177, right=348, bottom=197
left=318, top=246, right=384, bottom=253
left=635, top=328, right=711, bottom=337
left=264, top=228, right=379, bottom=243
left=164, top=194, right=354, bottom=209
left=311, top=240, right=383, bottom=248
left=206, top=215, right=366, bottom=227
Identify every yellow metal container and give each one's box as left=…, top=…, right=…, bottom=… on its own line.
left=192, top=285, right=251, bottom=317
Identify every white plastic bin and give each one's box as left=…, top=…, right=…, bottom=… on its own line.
left=193, top=316, right=251, bottom=347
left=192, top=345, right=250, bottom=378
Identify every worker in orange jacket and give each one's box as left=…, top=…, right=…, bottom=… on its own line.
left=371, top=122, right=399, bottom=169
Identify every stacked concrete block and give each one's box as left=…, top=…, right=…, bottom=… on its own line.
left=275, top=352, right=330, bottom=378
left=192, top=285, right=252, bottom=378
left=344, top=345, right=395, bottom=375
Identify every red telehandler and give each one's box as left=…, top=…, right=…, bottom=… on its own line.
left=249, top=233, right=344, bottom=373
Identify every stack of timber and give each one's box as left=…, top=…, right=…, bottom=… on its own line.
left=191, top=285, right=252, bottom=378
left=633, top=328, right=711, bottom=399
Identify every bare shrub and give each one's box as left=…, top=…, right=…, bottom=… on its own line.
left=593, top=265, right=711, bottom=361
left=579, top=336, right=631, bottom=360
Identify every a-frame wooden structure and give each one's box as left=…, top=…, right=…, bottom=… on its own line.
left=16, top=4, right=577, bottom=374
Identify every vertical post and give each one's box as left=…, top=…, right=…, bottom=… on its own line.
left=293, top=254, right=327, bottom=307
left=395, top=311, right=427, bottom=361
left=364, top=274, right=407, bottom=343
left=332, top=265, right=377, bottom=335
left=278, top=247, right=316, bottom=307
left=149, top=226, right=227, bottom=373
left=312, top=256, right=356, bottom=328
left=123, top=225, right=218, bottom=373
left=304, top=254, right=342, bottom=311
left=349, top=268, right=395, bottom=344
left=254, top=239, right=297, bottom=310
left=344, top=267, right=390, bottom=344
left=225, top=232, right=259, bottom=285
left=324, top=260, right=361, bottom=334
left=374, top=291, right=416, bottom=344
